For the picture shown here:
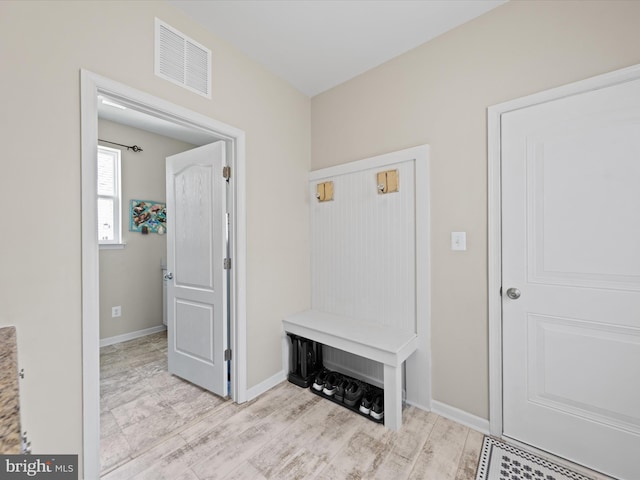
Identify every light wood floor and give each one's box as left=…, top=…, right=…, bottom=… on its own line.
left=101, top=331, right=483, bottom=479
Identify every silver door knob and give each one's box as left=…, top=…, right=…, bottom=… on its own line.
left=164, top=272, right=173, bottom=280
left=506, top=288, right=521, bottom=300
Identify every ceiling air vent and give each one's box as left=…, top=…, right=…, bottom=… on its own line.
left=155, top=18, right=211, bottom=98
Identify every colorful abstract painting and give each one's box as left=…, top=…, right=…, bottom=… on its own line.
left=129, top=199, right=167, bottom=234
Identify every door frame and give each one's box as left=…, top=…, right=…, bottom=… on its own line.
left=80, top=69, right=247, bottom=478
left=487, top=63, right=640, bottom=437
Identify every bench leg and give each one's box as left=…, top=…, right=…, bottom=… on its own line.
left=383, top=364, right=402, bottom=431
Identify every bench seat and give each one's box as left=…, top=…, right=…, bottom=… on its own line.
left=283, top=309, right=418, bottom=430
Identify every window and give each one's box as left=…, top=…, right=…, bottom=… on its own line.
left=97, top=145, right=122, bottom=245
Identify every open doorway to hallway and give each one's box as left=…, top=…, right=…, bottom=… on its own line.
left=81, top=70, right=247, bottom=478
left=95, top=112, right=228, bottom=473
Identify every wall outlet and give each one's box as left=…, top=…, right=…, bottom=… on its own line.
left=112, top=306, right=122, bottom=318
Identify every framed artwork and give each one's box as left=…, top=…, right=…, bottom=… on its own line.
left=129, top=199, right=167, bottom=234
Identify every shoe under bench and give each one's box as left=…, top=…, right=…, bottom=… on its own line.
left=283, top=309, right=418, bottom=431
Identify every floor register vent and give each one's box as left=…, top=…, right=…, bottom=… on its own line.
left=155, top=18, right=212, bottom=98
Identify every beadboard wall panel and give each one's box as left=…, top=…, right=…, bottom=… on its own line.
left=310, top=158, right=417, bottom=384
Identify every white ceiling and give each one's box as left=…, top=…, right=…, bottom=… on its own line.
left=99, top=0, right=508, bottom=144
left=168, top=0, right=508, bottom=97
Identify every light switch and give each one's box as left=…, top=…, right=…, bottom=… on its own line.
left=451, top=232, right=467, bottom=251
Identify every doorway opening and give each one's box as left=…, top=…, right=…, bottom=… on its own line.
left=81, top=70, right=247, bottom=479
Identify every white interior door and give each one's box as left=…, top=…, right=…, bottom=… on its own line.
left=166, top=141, right=228, bottom=397
left=502, top=78, right=640, bottom=479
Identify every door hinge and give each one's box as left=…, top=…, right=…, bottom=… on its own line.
left=224, top=349, right=232, bottom=361
left=222, top=165, right=231, bottom=180
left=224, top=258, right=232, bottom=270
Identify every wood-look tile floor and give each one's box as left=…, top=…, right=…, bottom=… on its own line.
left=101, top=331, right=483, bottom=479
left=100, top=331, right=228, bottom=474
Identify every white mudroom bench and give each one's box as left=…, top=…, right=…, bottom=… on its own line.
left=283, top=309, right=418, bottom=431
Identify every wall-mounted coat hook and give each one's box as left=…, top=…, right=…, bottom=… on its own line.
left=316, top=181, right=334, bottom=202
left=377, top=169, right=399, bottom=194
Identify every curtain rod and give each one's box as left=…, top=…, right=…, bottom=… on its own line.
left=98, top=139, right=143, bottom=152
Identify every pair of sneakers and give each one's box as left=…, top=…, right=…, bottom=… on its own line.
left=341, top=378, right=363, bottom=406
left=359, top=390, right=384, bottom=420
left=343, top=380, right=384, bottom=421
left=312, top=369, right=342, bottom=397
left=313, top=370, right=361, bottom=405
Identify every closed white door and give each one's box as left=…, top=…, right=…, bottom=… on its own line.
left=166, top=141, right=228, bottom=397
left=502, top=78, right=640, bottom=479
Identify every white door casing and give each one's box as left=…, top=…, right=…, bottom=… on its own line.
left=498, top=76, right=640, bottom=479
left=81, top=70, right=247, bottom=479
left=166, top=141, right=228, bottom=396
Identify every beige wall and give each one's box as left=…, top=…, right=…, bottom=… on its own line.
left=4, top=0, right=640, bottom=470
left=98, top=120, right=196, bottom=340
left=0, top=0, right=310, bottom=464
left=311, top=0, right=640, bottom=419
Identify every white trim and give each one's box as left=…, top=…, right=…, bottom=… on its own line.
left=80, top=70, right=101, bottom=480
left=487, top=101, right=503, bottom=437
left=232, top=135, right=248, bottom=404
left=310, top=144, right=428, bottom=180
left=430, top=400, right=490, bottom=434
left=487, top=63, right=640, bottom=438
left=80, top=69, right=247, bottom=479
left=99, top=243, right=126, bottom=250
left=407, top=147, right=432, bottom=411
left=246, top=370, right=287, bottom=401
left=404, top=398, right=430, bottom=413
left=99, top=325, right=167, bottom=348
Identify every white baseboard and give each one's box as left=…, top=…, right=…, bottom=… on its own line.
left=405, top=398, right=431, bottom=412
left=246, top=369, right=287, bottom=401
left=430, top=400, right=490, bottom=434
left=100, top=325, right=167, bottom=347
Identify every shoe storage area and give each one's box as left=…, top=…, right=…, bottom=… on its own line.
left=282, top=147, right=430, bottom=431
left=287, top=333, right=384, bottom=424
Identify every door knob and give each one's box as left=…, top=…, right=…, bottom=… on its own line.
left=164, top=272, right=173, bottom=280
left=506, top=288, right=521, bottom=300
